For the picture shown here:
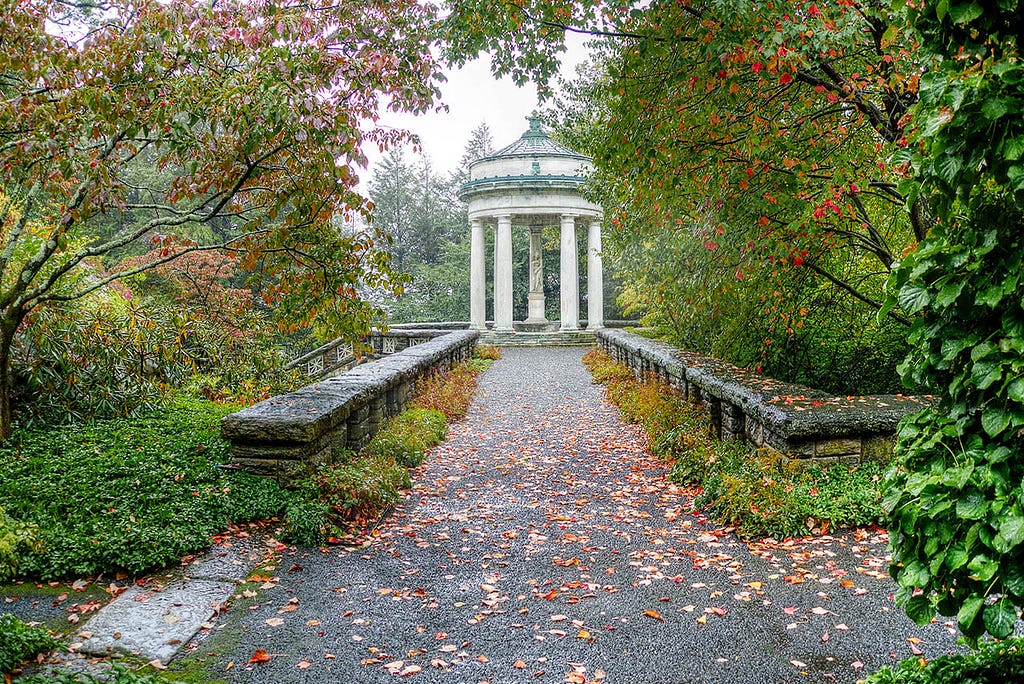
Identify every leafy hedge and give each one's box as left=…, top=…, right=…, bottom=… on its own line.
left=882, top=0, right=1024, bottom=642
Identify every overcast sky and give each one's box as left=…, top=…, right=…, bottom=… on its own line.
left=364, top=35, right=591, bottom=184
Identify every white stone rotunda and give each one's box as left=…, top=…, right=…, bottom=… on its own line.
left=458, top=117, right=603, bottom=334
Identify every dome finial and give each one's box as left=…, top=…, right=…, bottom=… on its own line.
left=523, top=113, right=545, bottom=138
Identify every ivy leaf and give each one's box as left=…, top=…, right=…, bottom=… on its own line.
left=981, top=408, right=1011, bottom=437
left=1004, top=136, right=1024, bottom=161
left=972, top=360, right=1003, bottom=390
left=934, top=155, right=961, bottom=184
left=956, top=489, right=988, bottom=519
left=981, top=97, right=1010, bottom=120
left=899, top=560, right=931, bottom=589
left=1004, top=564, right=1024, bottom=598
left=1008, top=377, right=1024, bottom=403
left=968, top=554, right=999, bottom=582
left=899, top=284, right=931, bottom=314
left=904, top=595, right=934, bottom=626
left=998, top=516, right=1024, bottom=548
left=983, top=599, right=1017, bottom=639
left=940, top=465, right=973, bottom=489
left=957, top=595, right=985, bottom=631
left=944, top=545, right=969, bottom=570
left=948, top=1, right=984, bottom=24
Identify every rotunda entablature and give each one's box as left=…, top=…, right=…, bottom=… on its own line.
left=457, top=117, right=598, bottom=216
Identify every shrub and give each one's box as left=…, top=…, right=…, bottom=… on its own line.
left=315, top=454, right=411, bottom=527
left=0, top=507, right=43, bottom=583
left=585, top=348, right=885, bottom=537
left=0, top=397, right=292, bottom=579
left=864, top=637, right=1024, bottom=684
left=0, top=614, right=58, bottom=676
left=281, top=494, right=330, bottom=547
left=367, top=408, right=447, bottom=467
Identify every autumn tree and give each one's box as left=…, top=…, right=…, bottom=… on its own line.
left=445, top=0, right=923, bottom=391
left=0, top=0, right=441, bottom=437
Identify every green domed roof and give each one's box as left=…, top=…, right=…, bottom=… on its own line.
left=481, top=116, right=590, bottom=161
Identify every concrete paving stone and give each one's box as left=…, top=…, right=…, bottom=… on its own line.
left=75, top=578, right=233, bottom=663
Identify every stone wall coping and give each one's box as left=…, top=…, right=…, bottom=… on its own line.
left=596, top=328, right=928, bottom=442
left=222, top=330, right=478, bottom=446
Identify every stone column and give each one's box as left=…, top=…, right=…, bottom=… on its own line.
left=525, top=226, right=547, bottom=323
left=469, top=218, right=486, bottom=330
left=559, top=214, right=579, bottom=330
left=586, top=219, right=604, bottom=330
left=494, top=214, right=514, bottom=331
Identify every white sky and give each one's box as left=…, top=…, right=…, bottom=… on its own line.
left=364, top=35, right=591, bottom=183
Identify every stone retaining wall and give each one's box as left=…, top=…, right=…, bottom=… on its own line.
left=222, top=330, right=479, bottom=485
left=596, top=329, right=928, bottom=464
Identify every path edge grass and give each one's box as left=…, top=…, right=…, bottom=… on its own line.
left=581, top=347, right=885, bottom=539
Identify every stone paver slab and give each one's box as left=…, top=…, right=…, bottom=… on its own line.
left=76, top=578, right=232, bottom=663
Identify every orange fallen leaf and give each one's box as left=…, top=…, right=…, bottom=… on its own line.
left=513, top=659, right=527, bottom=669
left=643, top=609, right=664, bottom=622
left=248, top=650, right=271, bottom=664
left=296, top=660, right=312, bottom=670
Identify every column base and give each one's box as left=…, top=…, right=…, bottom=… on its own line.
left=586, top=322, right=604, bottom=331
left=560, top=323, right=580, bottom=331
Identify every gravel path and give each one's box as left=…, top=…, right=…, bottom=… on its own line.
left=187, top=347, right=961, bottom=683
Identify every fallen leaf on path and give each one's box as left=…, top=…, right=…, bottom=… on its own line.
left=248, top=650, right=271, bottom=664
left=643, top=609, right=664, bottom=622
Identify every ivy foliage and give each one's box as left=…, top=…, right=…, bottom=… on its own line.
left=882, top=0, right=1024, bottom=642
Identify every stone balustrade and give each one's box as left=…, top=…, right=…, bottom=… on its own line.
left=596, top=329, right=929, bottom=464
left=222, top=330, right=479, bottom=485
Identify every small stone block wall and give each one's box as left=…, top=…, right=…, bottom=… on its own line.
left=221, top=330, right=478, bottom=485
left=596, top=329, right=929, bottom=464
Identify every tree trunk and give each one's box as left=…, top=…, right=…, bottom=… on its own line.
left=0, top=320, right=18, bottom=441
